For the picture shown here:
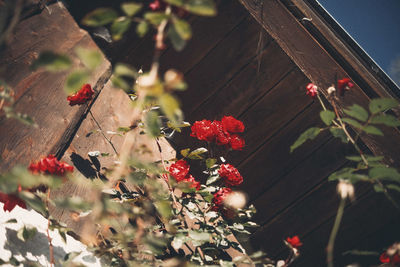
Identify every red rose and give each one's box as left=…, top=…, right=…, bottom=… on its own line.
left=380, top=251, right=400, bottom=264
left=0, top=192, right=26, bottom=212
left=286, top=236, right=303, bottom=248
left=306, top=83, right=318, bottom=98
left=380, top=252, right=390, bottom=263
left=190, top=119, right=215, bottom=142
left=212, top=187, right=232, bottom=211
left=181, top=175, right=201, bottom=191
left=149, top=0, right=166, bottom=10
left=29, top=155, right=74, bottom=176
left=212, top=121, right=230, bottom=145
left=229, top=134, right=245, bottom=151
left=218, top=164, right=243, bottom=187
left=168, top=159, right=190, bottom=182
left=221, top=116, right=244, bottom=133
left=337, top=78, right=354, bottom=96
left=67, top=84, right=94, bottom=106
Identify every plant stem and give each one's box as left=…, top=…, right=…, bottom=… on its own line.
left=327, top=197, right=346, bottom=267
left=46, top=189, right=55, bottom=266
left=89, top=110, right=119, bottom=156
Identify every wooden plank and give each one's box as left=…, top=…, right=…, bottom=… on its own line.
left=0, top=3, right=110, bottom=172
left=238, top=0, right=400, bottom=168
left=49, top=80, right=176, bottom=236
left=290, top=191, right=400, bottom=266
left=177, top=15, right=272, bottom=116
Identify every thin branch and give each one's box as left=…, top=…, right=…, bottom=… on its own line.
left=327, top=197, right=346, bottom=267
left=46, top=189, right=55, bottom=267
left=89, top=109, right=119, bottom=156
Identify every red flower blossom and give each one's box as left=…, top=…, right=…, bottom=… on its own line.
left=149, top=0, right=165, bottom=11
left=29, top=155, right=74, bottom=176
left=190, top=119, right=215, bottom=142
left=380, top=244, right=400, bottom=265
left=218, top=164, right=243, bottom=187
left=286, top=236, right=303, bottom=248
left=229, top=134, right=245, bottom=151
left=0, top=192, right=26, bottom=212
left=337, top=78, right=354, bottom=96
left=67, top=84, right=94, bottom=106
left=168, top=159, right=190, bottom=182
left=221, top=116, right=245, bottom=133
left=212, top=121, right=230, bottom=145
left=306, top=83, right=318, bottom=98
left=181, top=175, right=201, bottom=191
left=380, top=253, right=391, bottom=263
left=212, top=187, right=232, bottom=211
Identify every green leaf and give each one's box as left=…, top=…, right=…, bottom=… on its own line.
left=184, top=0, right=217, bottom=16
left=17, top=226, right=37, bottom=242
left=369, top=167, right=400, bottom=182
left=187, top=147, right=208, bottom=160
left=387, top=184, right=400, bottom=192
left=155, top=200, right=172, bottom=219
left=180, top=148, right=190, bottom=157
left=158, top=93, right=183, bottom=125
left=206, top=158, right=217, bottom=168
left=111, top=75, right=131, bottom=91
left=363, top=125, right=384, bottom=136
left=172, top=17, right=192, bottom=40
left=111, top=16, right=132, bottom=41
left=189, top=230, right=211, bottom=246
left=342, top=250, right=380, bottom=256
left=82, top=8, right=118, bottom=26
left=369, top=98, right=399, bottom=114
left=343, top=104, right=369, bottom=122
left=168, top=25, right=187, bottom=51
left=144, top=12, right=169, bottom=26
left=373, top=184, right=384, bottom=192
left=6, top=219, right=17, bottom=223
left=114, top=63, right=137, bottom=78
left=145, top=110, right=161, bottom=137
left=206, top=175, right=220, bottom=185
left=164, top=0, right=184, bottom=6
left=136, top=20, right=149, bottom=37
left=32, top=51, right=71, bottom=71
left=121, top=2, right=142, bottom=16
left=64, top=70, right=90, bottom=94
left=290, top=127, right=321, bottom=152
left=342, top=118, right=363, bottom=129
left=329, top=127, right=348, bottom=143
left=370, top=114, right=400, bottom=127
left=75, top=47, right=102, bottom=70
left=19, top=191, right=47, bottom=216
left=320, top=110, right=335, bottom=126
left=346, top=155, right=383, bottom=162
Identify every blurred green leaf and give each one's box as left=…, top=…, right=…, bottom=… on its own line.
left=82, top=8, right=118, bottom=26
left=145, top=110, right=161, bottom=137
left=121, top=2, right=142, bottom=16
left=111, top=75, right=131, bottom=91
left=387, top=184, right=400, bottom=192
left=369, top=98, right=399, bottom=114
left=64, top=70, right=90, bottom=94
left=342, top=118, right=363, bottom=129
left=184, top=0, right=217, bottom=16
left=19, top=191, right=47, bottom=216
left=329, top=127, right=348, bottom=143
left=346, top=155, right=383, bottom=162
left=17, top=226, right=37, bottom=242
left=180, top=148, right=190, bottom=157
left=164, top=0, right=184, bottom=6
left=4, top=107, right=37, bottom=127
left=136, top=20, right=149, bottom=37
left=172, top=17, right=192, bottom=40
left=114, top=63, right=137, bottom=78
left=320, top=110, right=335, bottom=126
left=343, top=104, right=369, bottom=122
left=370, top=114, right=400, bottom=127
left=75, top=47, right=102, bottom=70
left=32, top=51, right=71, bottom=71
left=206, top=174, right=220, bottom=185
left=111, top=16, right=132, bottom=41
left=187, top=147, right=208, bottom=160
left=144, top=12, right=169, bottom=26
left=155, top=200, right=173, bottom=219
left=168, top=25, right=187, bottom=51
left=159, top=93, right=183, bottom=125
left=206, top=158, right=217, bottom=168
left=363, top=125, right=383, bottom=136
left=369, top=167, right=400, bottom=182
left=290, top=127, right=321, bottom=152
left=189, top=230, right=211, bottom=245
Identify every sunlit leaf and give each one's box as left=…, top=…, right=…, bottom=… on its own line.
left=155, top=200, right=173, bottom=219
left=290, top=127, right=321, bottom=152
left=363, top=125, right=383, bottom=136
left=75, top=47, right=102, bottom=70
left=144, top=12, right=169, bottom=26
left=320, top=110, right=335, bottom=126
left=370, top=114, right=400, bottom=127
left=82, top=8, right=118, bottom=27
left=172, top=17, right=192, bottom=40
left=64, top=70, right=90, bottom=94
left=184, top=0, right=217, bottom=16
left=136, top=20, right=149, bottom=37
left=114, top=63, right=137, bottom=78
left=111, top=16, right=132, bottom=41
left=369, top=98, right=399, bottom=114
left=343, top=104, right=369, bottom=122
left=121, top=2, right=142, bottom=17
left=164, top=0, right=184, bottom=6
left=180, top=148, right=190, bottom=157
left=159, top=93, right=183, bottom=125
left=32, top=51, right=71, bottom=71
left=187, top=147, right=208, bottom=159
left=145, top=110, right=161, bottom=137
left=206, top=158, right=217, bottom=168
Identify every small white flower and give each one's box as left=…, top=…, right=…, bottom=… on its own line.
left=337, top=180, right=355, bottom=200
left=276, top=260, right=285, bottom=267
left=327, top=86, right=336, bottom=95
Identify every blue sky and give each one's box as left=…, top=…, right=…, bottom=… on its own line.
left=317, top=0, right=400, bottom=86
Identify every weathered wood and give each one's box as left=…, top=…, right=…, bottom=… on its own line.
left=238, top=0, right=400, bottom=168
left=0, top=3, right=110, bottom=172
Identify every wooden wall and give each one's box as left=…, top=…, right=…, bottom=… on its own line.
left=71, top=0, right=400, bottom=266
